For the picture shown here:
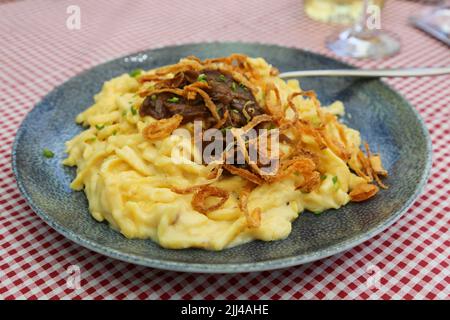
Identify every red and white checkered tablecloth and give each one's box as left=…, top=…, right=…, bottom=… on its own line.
left=0, top=0, right=449, bottom=300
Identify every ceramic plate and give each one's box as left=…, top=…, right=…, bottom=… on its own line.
left=12, top=43, right=432, bottom=273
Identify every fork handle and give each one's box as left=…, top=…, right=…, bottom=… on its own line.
left=279, top=67, right=450, bottom=78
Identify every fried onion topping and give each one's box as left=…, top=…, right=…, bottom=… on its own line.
left=191, top=185, right=229, bottom=215
left=142, top=114, right=183, bottom=140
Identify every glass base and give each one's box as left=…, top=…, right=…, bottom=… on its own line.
left=326, top=28, right=400, bottom=59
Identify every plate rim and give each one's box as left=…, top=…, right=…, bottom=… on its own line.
left=11, top=42, right=433, bottom=273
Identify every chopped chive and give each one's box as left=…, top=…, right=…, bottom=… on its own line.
left=86, top=137, right=96, bottom=142
left=112, top=130, right=117, bottom=136
left=167, top=96, right=180, bottom=103
left=130, top=107, right=137, bottom=115
left=218, top=74, right=226, bottom=82
left=321, top=175, right=327, bottom=181
left=268, top=123, right=276, bottom=130
left=232, top=109, right=240, bottom=114
left=332, top=176, right=340, bottom=191
left=122, top=110, right=127, bottom=116
left=197, top=73, right=207, bottom=82
left=95, top=124, right=105, bottom=130
left=129, top=69, right=142, bottom=77
left=42, top=148, right=54, bottom=158
left=231, top=82, right=237, bottom=92
left=151, top=94, right=157, bottom=101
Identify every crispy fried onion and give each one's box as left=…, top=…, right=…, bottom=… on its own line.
left=284, top=91, right=351, bottom=162
left=242, top=114, right=272, bottom=132
left=286, top=92, right=302, bottom=122
left=203, top=53, right=249, bottom=66
left=138, top=59, right=203, bottom=82
left=351, top=150, right=372, bottom=181
left=142, top=114, right=183, bottom=140
left=138, top=87, right=184, bottom=98
left=139, top=54, right=261, bottom=98
left=229, top=114, right=276, bottom=179
left=213, top=109, right=229, bottom=129
left=207, top=164, right=224, bottom=180
left=293, top=120, right=328, bottom=150
left=319, top=127, right=351, bottom=161
left=184, top=84, right=220, bottom=121
left=238, top=183, right=261, bottom=228
left=191, top=185, right=229, bottom=215
left=271, top=156, right=318, bottom=186
left=370, top=154, right=388, bottom=176
left=349, top=183, right=379, bottom=202
left=284, top=145, right=320, bottom=167
left=202, top=53, right=266, bottom=82
left=135, top=54, right=388, bottom=203
left=297, top=171, right=321, bottom=193
left=138, top=83, right=222, bottom=124
left=264, top=83, right=283, bottom=123
left=223, top=164, right=265, bottom=185
left=350, top=142, right=388, bottom=189
left=364, top=142, right=388, bottom=189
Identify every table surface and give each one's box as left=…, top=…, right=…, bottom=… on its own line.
left=0, top=0, right=449, bottom=300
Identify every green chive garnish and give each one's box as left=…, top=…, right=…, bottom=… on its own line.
left=130, top=107, right=137, bottom=115
left=167, top=96, right=180, bottom=103
left=86, top=137, right=96, bottom=143
left=112, top=130, right=117, bottom=136
left=129, top=69, right=142, bottom=77
left=151, top=95, right=157, bottom=101
left=332, top=176, right=340, bottom=191
left=197, top=74, right=207, bottom=82
left=232, top=109, right=240, bottom=114
left=95, top=124, right=105, bottom=130
left=122, top=110, right=127, bottom=116
left=42, top=148, right=54, bottom=158
left=231, top=82, right=237, bottom=92
left=321, top=175, right=327, bottom=181
left=218, top=74, right=226, bottom=82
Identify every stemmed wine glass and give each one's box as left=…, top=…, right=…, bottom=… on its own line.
left=326, top=0, right=400, bottom=59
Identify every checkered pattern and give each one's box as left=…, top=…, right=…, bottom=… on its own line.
left=0, top=0, right=449, bottom=300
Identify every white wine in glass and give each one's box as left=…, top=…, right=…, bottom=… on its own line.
left=325, top=0, right=400, bottom=59
left=304, top=0, right=385, bottom=25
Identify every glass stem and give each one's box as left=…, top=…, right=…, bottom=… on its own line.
left=354, top=0, right=370, bottom=33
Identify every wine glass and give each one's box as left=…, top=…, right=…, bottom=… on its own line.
left=326, top=0, right=400, bottom=59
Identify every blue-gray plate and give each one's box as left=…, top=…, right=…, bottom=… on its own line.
left=12, top=43, right=432, bottom=273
